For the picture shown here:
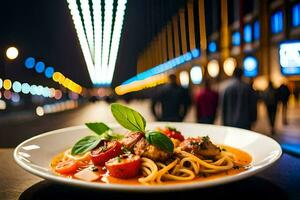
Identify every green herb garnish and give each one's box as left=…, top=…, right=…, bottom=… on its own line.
left=111, top=103, right=146, bottom=132
left=145, top=131, right=174, bottom=153
left=71, top=135, right=102, bottom=155
left=71, top=122, right=123, bottom=155
left=111, top=103, right=174, bottom=154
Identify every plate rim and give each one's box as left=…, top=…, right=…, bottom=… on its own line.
left=13, top=122, right=282, bottom=191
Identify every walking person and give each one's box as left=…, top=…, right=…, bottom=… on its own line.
left=278, top=83, right=290, bottom=125
left=151, top=74, right=190, bottom=122
left=195, top=79, right=219, bottom=124
left=222, top=67, right=257, bottom=130
left=262, top=81, right=278, bottom=135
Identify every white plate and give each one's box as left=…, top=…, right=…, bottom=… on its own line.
left=14, top=122, right=282, bottom=191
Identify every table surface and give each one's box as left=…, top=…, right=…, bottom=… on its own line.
left=1, top=148, right=300, bottom=200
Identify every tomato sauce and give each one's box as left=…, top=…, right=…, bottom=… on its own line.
left=51, top=145, right=252, bottom=185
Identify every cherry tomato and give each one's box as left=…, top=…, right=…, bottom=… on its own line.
left=90, top=141, right=122, bottom=166
left=55, top=160, right=78, bottom=174
left=164, top=128, right=185, bottom=141
left=105, top=155, right=141, bottom=179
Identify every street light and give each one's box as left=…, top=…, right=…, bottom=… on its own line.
left=6, top=47, right=19, bottom=60
left=207, top=59, right=220, bottom=78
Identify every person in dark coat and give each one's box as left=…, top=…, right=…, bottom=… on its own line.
left=222, top=67, right=257, bottom=130
left=195, top=79, right=219, bottom=124
left=262, top=81, right=278, bottom=135
left=278, top=83, right=290, bottom=125
left=151, top=74, right=190, bottom=122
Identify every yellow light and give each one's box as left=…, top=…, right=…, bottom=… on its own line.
left=52, top=72, right=61, bottom=82
left=223, top=57, right=237, bottom=76
left=6, top=47, right=19, bottom=60
left=3, top=79, right=12, bottom=90
left=207, top=59, right=220, bottom=78
left=36, top=106, right=44, bottom=116
left=63, top=78, right=71, bottom=88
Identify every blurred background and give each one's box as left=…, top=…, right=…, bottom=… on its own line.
left=0, top=0, right=299, bottom=149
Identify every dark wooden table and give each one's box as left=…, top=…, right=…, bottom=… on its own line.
left=1, top=148, right=300, bottom=200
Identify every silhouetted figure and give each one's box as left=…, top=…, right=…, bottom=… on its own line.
left=222, top=68, right=257, bottom=130
left=195, top=79, right=218, bottom=124
left=278, top=83, right=290, bottom=125
left=151, top=74, right=190, bottom=122
left=262, top=81, right=278, bottom=135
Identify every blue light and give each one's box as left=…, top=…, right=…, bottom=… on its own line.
left=45, top=67, right=54, bottom=78
left=25, top=57, right=35, bottom=69
left=292, top=3, right=300, bottom=27
left=243, top=56, right=258, bottom=77
left=208, top=42, right=217, bottom=53
left=253, top=20, right=260, bottom=40
left=191, top=49, right=200, bottom=58
left=232, top=32, right=241, bottom=46
left=183, top=52, right=192, bottom=61
left=243, top=24, right=252, bottom=43
left=12, top=81, right=22, bottom=93
left=35, top=62, right=45, bottom=73
left=271, top=10, right=283, bottom=34
left=121, top=49, right=198, bottom=85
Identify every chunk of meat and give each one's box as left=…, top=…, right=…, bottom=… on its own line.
left=133, top=138, right=170, bottom=162
left=120, top=132, right=144, bottom=149
left=179, top=137, right=221, bottom=158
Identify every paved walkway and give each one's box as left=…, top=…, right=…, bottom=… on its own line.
left=0, top=100, right=299, bottom=147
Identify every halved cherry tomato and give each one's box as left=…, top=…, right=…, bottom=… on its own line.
left=105, top=155, right=141, bottom=179
left=163, top=128, right=185, bottom=141
left=55, top=160, right=78, bottom=174
left=90, top=141, right=122, bottom=166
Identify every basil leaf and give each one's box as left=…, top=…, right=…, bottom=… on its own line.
left=101, top=131, right=124, bottom=141
left=85, top=122, right=110, bottom=135
left=145, top=131, right=174, bottom=154
left=71, top=135, right=101, bottom=155
left=111, top=103, right=146, bottom=132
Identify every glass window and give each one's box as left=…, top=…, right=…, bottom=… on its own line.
left=232, top=31, right=241, bottom=46
left=243, top=24, right=252, bottom=43
left=253, top=20, right=260, bottom=40
left=271, top=10, right=283, bottom=34
left=208, top=41, right=217, bottom=53
left=292, top=3, right=300, bottom=27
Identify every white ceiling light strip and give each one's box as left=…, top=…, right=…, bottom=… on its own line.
left=66, top=0, right=96, bottom=83
left=107, top=0, right=127, bottom=84
left=80, top=0, right=95, bottom=59
left=66, top=0, right=127, bottom=86
left=92, top=0, right=103, bottom=85
left=101, top=0, right=114, bottom=85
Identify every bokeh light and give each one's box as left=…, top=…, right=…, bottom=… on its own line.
left=179, top=71, right=190, bottom=88
left=11, top=93, right=20, bottom=103
left=12, top=81, right=22, bottom=93
left=0, top=100, right=6, bottom=110
left=0, top=79, right=2, bottom=89
left=223, top=57, right=237, bottom=76
left=35, top=61, right=45, bottom=73
left=36, top=106, right=44, bottom=116
left=30, top=85, right=37, bottom=95
left=6, top=47, right=19, bottom=60
left=3, top=79, right=12, bottom=90
left=21, top=83, right=30, bottom=94
left=190, top=66, right=203, bottom=84
left=45, top=67, right=55, bottom=78
left=3, top=90, right=12, bottom=100
left=25, top=57, right=36, bottom=69
left=207, top=60, right=220, bottom=78
left=54, top=90, right=63, bottom=100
